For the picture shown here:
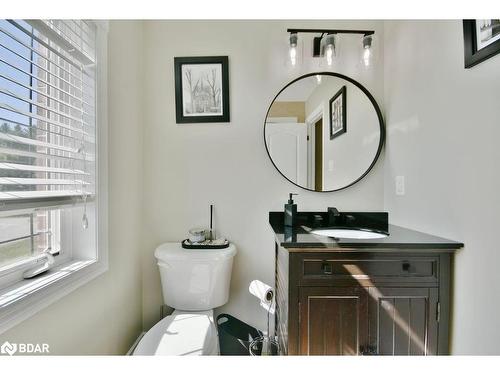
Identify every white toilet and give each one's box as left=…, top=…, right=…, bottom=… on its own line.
left=133, top=242, right=237, bottom=355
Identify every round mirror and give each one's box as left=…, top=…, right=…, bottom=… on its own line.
left=264, top=73, right=385, bottom=192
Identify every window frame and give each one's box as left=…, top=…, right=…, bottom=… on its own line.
left=0, top=20, right=108, bottom=335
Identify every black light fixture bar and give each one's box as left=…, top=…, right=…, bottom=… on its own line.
left=288, top=28, right=375, bottom=57
left=287, top=28, right=375, bottom=36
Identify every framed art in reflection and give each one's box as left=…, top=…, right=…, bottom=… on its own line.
left=329, top=85, right=346, bottom=140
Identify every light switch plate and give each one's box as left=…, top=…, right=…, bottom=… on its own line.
left=396, top=176, right=405, bottom=195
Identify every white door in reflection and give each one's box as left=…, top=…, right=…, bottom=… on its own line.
left=266, top=122, right=307, bottom=187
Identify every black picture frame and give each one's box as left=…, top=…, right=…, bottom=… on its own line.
left=174, top=56, right=230, bottom=123
left=329, top=85, right=347, bottom=140
left=463, top=20, right=500, bottom=68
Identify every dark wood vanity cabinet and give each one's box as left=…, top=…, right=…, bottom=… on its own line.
left=370, top=287, right=439, bottom=355
left=275, top=246, right=452, bottom=356
left=299, top=286, right=368, bottom=355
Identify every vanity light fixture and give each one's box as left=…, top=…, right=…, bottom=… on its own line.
left=287, top=28, right=375, bottom=67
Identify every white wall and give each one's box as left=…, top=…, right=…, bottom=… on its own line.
left=141, top=20, right=385, bottom=331
left=383, top=20, right=500, bottom=354
left=0, top=21, right=144, bottom=354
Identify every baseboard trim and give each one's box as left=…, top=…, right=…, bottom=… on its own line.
left=126, top=331, right=146, bottom=355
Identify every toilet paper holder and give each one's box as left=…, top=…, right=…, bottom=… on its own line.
left=248, top=280, right=278, bottom=355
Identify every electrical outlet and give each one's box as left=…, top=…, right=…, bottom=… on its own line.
left=395, top=176, right=405, bottom=196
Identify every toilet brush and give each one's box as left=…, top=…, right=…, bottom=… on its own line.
left=209, top=204, right=214, bottom=240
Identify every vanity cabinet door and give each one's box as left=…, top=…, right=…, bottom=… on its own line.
left=298, top=287, right=368, bottom=355
left=368, top=287, right=439, bottom=355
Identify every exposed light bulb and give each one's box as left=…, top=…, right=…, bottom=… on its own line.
left=320, top=34, right=336, bottom=67
left=362, top=35, right=374, bottom=68
left=289, top=46, right=297, bottom=66
left=325, top=44, right=334, bottom=66
left=289, top=32, right=298, bottom=66
left=363, top=47, right=371, bottom=67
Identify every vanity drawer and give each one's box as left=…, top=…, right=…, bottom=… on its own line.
left=300, top=256, right=438, bottom=284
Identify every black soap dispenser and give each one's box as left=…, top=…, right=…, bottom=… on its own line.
left=284, top=193, right=298, bottom=227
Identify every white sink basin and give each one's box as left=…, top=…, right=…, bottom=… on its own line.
left=310, top=228, right=388, bottom=240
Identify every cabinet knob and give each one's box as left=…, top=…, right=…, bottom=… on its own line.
left=402, top=262, right=411, bottom=272
left=321, top=262, right=333, bottom=275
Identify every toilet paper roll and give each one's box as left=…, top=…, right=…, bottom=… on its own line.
left=249, top=280, right=275, bottom=314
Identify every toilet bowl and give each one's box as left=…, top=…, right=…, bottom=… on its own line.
left=133, top=242, right=237, bottom=356
left=133, top=310, right=218, bottom=355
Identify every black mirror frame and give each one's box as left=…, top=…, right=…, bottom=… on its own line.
left=264, top=72, right=386, bottom=193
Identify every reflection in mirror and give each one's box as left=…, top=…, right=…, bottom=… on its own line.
left=264, top=74, right=384, bottom=192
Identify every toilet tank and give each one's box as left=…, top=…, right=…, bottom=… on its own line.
left=154, top=242, right=237, bottom=311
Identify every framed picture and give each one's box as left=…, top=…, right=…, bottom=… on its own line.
left=329, top=86, right=347, bottom=140
left=463, top=19, right=500, bottom=68
left=174, top=56, right=230, bottom=123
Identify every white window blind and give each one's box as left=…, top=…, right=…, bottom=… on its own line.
left=0, top=20, right=105, bottom=329
left=0, top=19, right=97, bottom=210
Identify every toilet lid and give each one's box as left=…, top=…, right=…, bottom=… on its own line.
left=133, top=311, right=217, bottom=356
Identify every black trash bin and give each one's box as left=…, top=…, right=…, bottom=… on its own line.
left=216, top=314, right=263, bottom=355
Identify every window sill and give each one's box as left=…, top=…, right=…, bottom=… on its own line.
left=0, top=257, right=108, bottom=335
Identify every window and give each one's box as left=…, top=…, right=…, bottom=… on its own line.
left=0, top=19, right=107, bottom=332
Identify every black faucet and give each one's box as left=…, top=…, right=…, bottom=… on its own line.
left=328, top=207, right=341, bottom=225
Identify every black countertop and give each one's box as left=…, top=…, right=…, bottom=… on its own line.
left=269, top=212, right=463, bottom=252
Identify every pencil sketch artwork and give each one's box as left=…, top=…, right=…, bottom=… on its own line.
left=331, top=96, right=343, bottom=135
left=182, top=63, right=223, bottom=116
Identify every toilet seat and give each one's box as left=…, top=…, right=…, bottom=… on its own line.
left=133, top=310, right=218, bottom=356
